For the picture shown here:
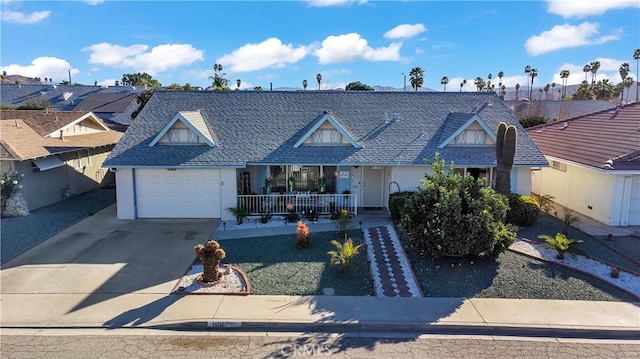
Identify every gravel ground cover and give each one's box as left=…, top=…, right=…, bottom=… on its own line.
left=0, top=188, right=116, bottom=263
left=219, top=230, right=374, bottom=296
left=403, top=243, right=637, bottom=302
left=517, top=213, right=640, bottom=273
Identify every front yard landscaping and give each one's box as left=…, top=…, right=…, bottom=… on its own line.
left=219, top=230, right=374, bottom=296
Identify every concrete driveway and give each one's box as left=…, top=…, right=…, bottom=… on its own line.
left=1, top=205, right=219, bottom=325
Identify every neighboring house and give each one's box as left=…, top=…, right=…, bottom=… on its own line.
left=0, top=84, right=142, bottom=125
left=104, top=90, right=548, bottom=220
left=0, top=110, right=125, bottom=211
left=504, top=100, right=616, bottom=122
left=527, top=103, right=640, bottom=226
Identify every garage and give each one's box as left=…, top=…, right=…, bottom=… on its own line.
left=135, top=168, right=221, bottom=218
left=629, top=176, right=640, bottom=226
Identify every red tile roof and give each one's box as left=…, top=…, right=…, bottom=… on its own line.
left=526, top=103, right=640, bottom=171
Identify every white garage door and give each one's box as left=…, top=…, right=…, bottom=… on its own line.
left=135, top=168, right=221, bottom=218
left=629, top=176, right=640, bottom=225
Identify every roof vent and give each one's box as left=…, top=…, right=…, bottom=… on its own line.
left=603, top=159, right=614, bottom=170
left=62, top=92, right=73, bottom=101
left=560, top=122, right=568, bottom=130
left=393, top=113, right=400, bottom=122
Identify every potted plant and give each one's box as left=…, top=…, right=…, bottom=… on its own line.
left=227, top=206, right=248, bottom=225
left=317, top=177, right=327, bottom=193
left=288, top=176, right=297, bottom=192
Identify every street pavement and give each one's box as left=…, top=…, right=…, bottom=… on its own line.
left=0, top=205, right=638, bottom=338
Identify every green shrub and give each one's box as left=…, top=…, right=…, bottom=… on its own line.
left=506, top=194, right=540, bottom=227
left=538, top=233, right=583, bottom=259
left=388, top=191, right=413, bottom=221
left=400, top=155, right=516, bottom=258
left=519, top=116, right=548, bottom=128
left=328, top=236, right=363, bottom=274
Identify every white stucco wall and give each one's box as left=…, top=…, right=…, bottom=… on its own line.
left=115, top=168, right=135, bottom=219
left=538, top=161, right=615, bottom=224
left=390, top=166, right=431, bottom=193
left=514, top=167, right=532, bottom=195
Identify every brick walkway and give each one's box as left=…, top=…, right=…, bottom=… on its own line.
left=363, top=225, right=422, bottom=297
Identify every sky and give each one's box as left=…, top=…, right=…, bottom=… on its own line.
left=1, top=0, right=639, bottom=91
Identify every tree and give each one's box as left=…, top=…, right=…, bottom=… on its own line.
left=582, top=64, right=591, bottom=83
left=589, top=61, right=600, bottom=85
left=528, top=68, right=538, bottom=100
left=634, top=49, right=640, bottom=101
left=551, top=82, right=556, bottom=100
left=474, top=76, right=485, bottom=92
left=254, top=86, right=263, bottom=91
left=497, top=71, right=504, bottom=89
left=121, top=72, right=161, bottom=88
left=302, top=79, right=308, bottom=90
left=619, top=62, right=630, bottom=101
left=400, top=155, right=515, bottom=258
left=594, top=79, right=615, bottom=100
left=131, top=89, right=155, bottom=119
left=345, top=81, right=374, bottom=91
left=543, top=83, right=550, bottom=100
left=624, top=76, right=634, bottom=103
left=409, top=67, right=424, bottom=91
left=520, top=116, right=548, bottom=128
left=515, top=83, right=520, bottom=100
left=572, top=81, right=595, bottom=100
left=316, top=73, right=322, bottom=90
left=440, top=76, right=449, bottom=91
left=500, top=85, right=506, bottom=100
left=524, top=65, right=532, bottom=99
left=60, top=80, right=71, bottom=85
left=459, top=79, right=466, bottom=92
left=236, top=79, right=241, bottom=90
left=208, top=64, right=229, bottom=91
left=559, top=69, right=570, bottom=100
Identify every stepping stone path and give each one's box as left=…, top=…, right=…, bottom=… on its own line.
left=363, top=225, right=422, bottom=297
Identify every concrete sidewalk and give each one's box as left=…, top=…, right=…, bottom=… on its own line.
left=1, top=205, right=639, bottom=337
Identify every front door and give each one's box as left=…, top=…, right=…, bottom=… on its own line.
left=363, top=166, right=384, bottom=208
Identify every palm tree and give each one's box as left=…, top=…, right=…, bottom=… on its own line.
left=529, top=68, right=538, bottom=100
left=474, top=77, right=485, bottom=92
left=316, top=73, right=322, bottom=90
left=544, top=83, right=550, bottom=100
left=619, top=62, right=630, bottom=101
left=409, top=67, right=424, bottom=91
left=551, top=82, right=556, bottom=100
left=624, top=76, right=634, bottom=103
left=440, top=76, right=449, bottom=91
left=524, top=65, right=532, bottom=99
left=590, top=61, right=600, bottom=85
left=500, top=85, right=506, bottom=100
left=236, top=79, right=241, bottom=90
left=559, top=69, right=570, bottom=100
left=634, top=49, right=640, bottom=101
left=583, top=64, right=591, bottom=83
left=497, top=71, right=504, bottom=89
left=515, top=83, right=520, bottom=100
left=302, top=79, right=308, bottom=90
left=459, top=79, right=466, bottom=92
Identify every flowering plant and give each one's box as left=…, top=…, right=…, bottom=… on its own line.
left=1, top=170, right=24, bottom=200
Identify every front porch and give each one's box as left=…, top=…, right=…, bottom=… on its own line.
left=237, top=193, right=359, bottom=216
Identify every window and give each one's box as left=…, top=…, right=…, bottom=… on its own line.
left=454, top=129, right=487, bottom=145
left=312, top=129, right=342, bottom=144
left=168, top=128, right=199, bottom=143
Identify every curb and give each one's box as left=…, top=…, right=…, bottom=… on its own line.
left=3, top=321, right=639, bottom=340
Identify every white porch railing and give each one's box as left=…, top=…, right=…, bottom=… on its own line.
left=237, top=193, right=358, bottom=216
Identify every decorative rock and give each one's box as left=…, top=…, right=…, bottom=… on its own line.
left=2, top=192, right=30, bottom=217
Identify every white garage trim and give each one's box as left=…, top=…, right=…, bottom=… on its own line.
left=135, top=168, right=221, bottom=218
left=629, top=176, right=640, bottom=226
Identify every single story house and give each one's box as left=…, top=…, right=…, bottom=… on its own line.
left=104, top=90, right=548, bottom=220
left=527, top=103, right=640, bottom=226
left=0, top=110, right=125, bottom=211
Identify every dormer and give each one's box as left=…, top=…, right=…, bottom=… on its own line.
left=294, top=112, right=360, bottom=148
left=438, top=113, right=496, bottom=148
left=149, top=111, right=215, bottom=147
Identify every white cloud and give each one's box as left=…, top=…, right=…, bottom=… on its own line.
left=384, top=24, right=426, bottom=39
left=217, top=38, right=308, bottom=72
left=551, top=58, right=626, bottom=85
left=1, top=9, right=50, bottom=24
left=306, top=0, right=367, bottom=7
left=0, top=57, right=79, bottom=81
left=546, top=0, right=639, bottom=18
left=314, top=33, right=401, bottom=64
left=83, top=42, right=204, bottom=74
left=525, top=22, right=621, bottom=56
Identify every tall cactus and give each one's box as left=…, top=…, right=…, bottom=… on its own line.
left=495, top=122, right=517, bottom=195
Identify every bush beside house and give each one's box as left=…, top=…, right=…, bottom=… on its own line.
left=506, top=193, right=540, bottom=226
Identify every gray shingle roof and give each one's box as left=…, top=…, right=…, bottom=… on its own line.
left=104, top=91, right=548, bottom=168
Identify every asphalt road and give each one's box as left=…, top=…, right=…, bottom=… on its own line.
left=2, top=331, right=638, bottom=358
